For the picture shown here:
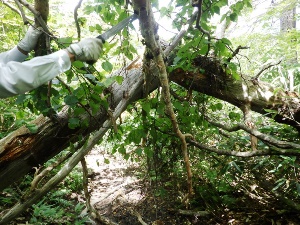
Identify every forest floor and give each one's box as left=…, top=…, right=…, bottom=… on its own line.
left=82, top=147, right=300, bottom=225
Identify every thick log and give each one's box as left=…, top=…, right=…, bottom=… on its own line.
left=170, top=56, right=300, bottom=131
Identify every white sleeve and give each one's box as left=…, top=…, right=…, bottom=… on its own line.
left=0, top=47, right=28, bottom=64
left=0, top=50, right=71, bottom=98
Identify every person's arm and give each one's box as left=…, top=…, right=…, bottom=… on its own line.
left=0, top=26, right=43, bottom=64
left=0, top=47, right=28, bottom=64
left=0, top=38, right=102, bottom=98
left=0, top=50, right=71, bottom=98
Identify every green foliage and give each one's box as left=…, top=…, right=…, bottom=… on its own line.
left=1, top=0, right=300, bottom=222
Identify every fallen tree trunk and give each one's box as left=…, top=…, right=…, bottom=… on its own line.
left=0, top=64, right=159, bottom=191
left=170, top=55, right=300, bottom=131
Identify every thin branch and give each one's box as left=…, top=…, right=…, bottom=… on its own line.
left=2, top=0, right=20, bottom=15
left=192, top=0, right=211, bottom=56
left=74, top=0, right=84, bottom=40
left=164, top=11, right=198, bottom=56
left=136, top=0, right=194, bottom=197
left=206, top=118, right=300, bottom=149
left=252, top=58, right=283, bottom=80
left=227, top=45, right=249, bottom=63
left=14, top=0, right=28, bottom=24
left=30, top=151, right=72, bottom=191
left=17, top=0, right=51, bottom=34
left=241, top=103, right=257, bottom=151
left=193, top=0, right=209, bottom=36
left=188, top=139, right=300, bottom=157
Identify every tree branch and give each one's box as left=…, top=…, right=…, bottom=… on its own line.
left=133, top=0, right=194, bottom=197
left=74, top=0, right=84, bottom=40
left=227, top=45, right=249, bottom=63
left=14, top=0, right=29, bottom=24
left=188, top=139, right=300, bottom=157
left=252, top=58, right=283, bottom=80
left=3, top=0, right=21, bottom=16
left=206, top=118, right=300, bottom=149
left=17, top=0, right=51, bottom=34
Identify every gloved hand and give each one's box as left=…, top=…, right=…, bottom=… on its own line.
left=66, top=38, right=103, bottom=63
left=18, top=26, right=43, bottom=53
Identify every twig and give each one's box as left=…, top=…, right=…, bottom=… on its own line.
left=188, top=139, right=300, bottom=157
left=252, top=58, right=283, bottom=80
left=192, top=0, right=211, bottom=56
left=164, top=11, right=198, bottom=56
left=241, top=103, right=257, bottom=151
left=2, top=1, right=20, bottom=15
left=14, top=0, right=28, bottom=24
left=17, top=0, right=51, bottom=34
left=178, top=209, right=210, bottom=217
left=74, top=0, right=84, bottom=40
left=30, top=151, right=73, bottom=191
left=227, top=45, right=249, bottom=63
left=131, top=210, right=148, bottom=225
left=206, top=118, right=300, bottom=149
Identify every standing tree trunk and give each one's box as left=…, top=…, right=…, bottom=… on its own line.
left=34, top=0, right=49, bottom=56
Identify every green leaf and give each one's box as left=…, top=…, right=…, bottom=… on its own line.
left=229, top=12, right=238, bottom=22
left=128, top=129, right=145, bottom=144
left=272, top=178, right=286, bottom=191
left=231, top=161, right=243, bottom=173
left=199, top=45, right=209, bottom=55
left=135, top=147, right=143, bottom=156
left=229, top=111, right=241, bottom=121
left=102, top=61, right=113, bottom=72
left=68, top=118, right=80, bottom=129
left=74, top=107, right=86, bottom=116
left=215, top=103, right=223, bottom=110
left=221, top=38, right=232, bottom=46
left=64, top=95, right=78, bottom=106
left=142, top=102, right=151, bottom=114
left=296, top=183, right=300, bottom=195
left=173, top=101, right=184, bottom=112
left=72, top=61, right=85, bottom=69
left=102, top=77, right=116, bottom=87
left=115, top=76, right=123, bottom=84
left=213, top=5, right=220, bottom=15
left=215, top=41, right=226, bottom=55
left=26, top=123, right=38, bottom=134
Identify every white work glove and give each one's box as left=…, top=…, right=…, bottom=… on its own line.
left=66, top=38, right=103, bottom=63
left=18, top=26, right=43, bottom=52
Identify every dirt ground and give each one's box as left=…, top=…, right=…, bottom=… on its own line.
left=83, top=147, right=300, bottom=225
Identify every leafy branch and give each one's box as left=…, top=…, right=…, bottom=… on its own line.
left=134, top=0, right=194, bottom=198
